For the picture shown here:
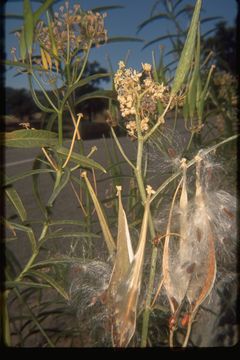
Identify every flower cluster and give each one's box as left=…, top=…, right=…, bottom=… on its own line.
left=114, top=61, right=169, bottom=137
left=35, top=2, right=107, bottom=58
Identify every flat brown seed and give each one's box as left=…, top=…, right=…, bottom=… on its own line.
left=186, top=262, right=196, bottom=274
left=196, top=228, right=202, bottom=242
left=222, top=207, right=234, bottom=220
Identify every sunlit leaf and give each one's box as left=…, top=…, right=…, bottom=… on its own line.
left=75, top=90, right=117, bottom=106
left=4, top=169, right=54, bottom=186
left=5, top=186, right=27, bottom=222
left=0, top=129, right=58, bottom=148
left=47, top=168, right=70, bottom=207
left=57, top=146, right=106, bottom=173
left=33, top=0, right=54, bottom=24
left=32, top=154, right=49, bottom=219
left=6, top=221, right=36, bottom=252
left=19, top=29, right=27, bottom=61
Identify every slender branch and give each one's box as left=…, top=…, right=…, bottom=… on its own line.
left=151, top=277, right=164, bottom=308
left=143, top=98, right=173, bottom=142
left=62, top=113, right=83, bottom=168
left=68, top=105, right=81, bottom=139
left=58, top=110, right=63, bottom=147
left=74, top=40, right=93, bottom=84
left=41, top=147, right=58, bottom=172
left=70, top=179, right=87, bottom=217
left=31, top=72, right=59, bottom=112
left=111, top=127, right=135, bottom=170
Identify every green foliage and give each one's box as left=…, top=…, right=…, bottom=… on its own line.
left=3, top=0, right=237, bottom=349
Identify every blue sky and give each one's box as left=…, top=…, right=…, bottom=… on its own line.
left=5, top=0, right=237, bottom=89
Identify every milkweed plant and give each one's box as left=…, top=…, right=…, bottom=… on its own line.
left=2, top=0, right=238, bottom=347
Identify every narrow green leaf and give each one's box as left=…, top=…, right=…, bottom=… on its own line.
left=47, top=168, right=70, bottom=207
left=175, top=5, right=194, bottom=19
left=197, top=65, right=215, bottom=121
left=4, top=169, right=54, bottom=186
left=28, top=76, right=55, bottom=113
left=33, top=0, right=54, bottom=24
left=91, top=5, right=124, bottom=12
left=0, top=129, right=58, bottom=148
left=75, top=90, right=117, bottom=106
left=152, top=50, right=159, bottom=83
left=5, top=281, right=51, bottom=289
left=61, top=73, right=110, bottom=110
left=23, top=0, right=34, bottom=54
left=6, top=221, right=36, bottom=252
left=30, top=257, right=83, bottom=269
left=5, top=185, right=27, bottom=222
left=19, top=29, right=27, bottom=61
left=201, top=16, right=223, bottom=24
left=202, top=28, right=217, bottom=39
left=171, top=0, right=202, bottom=96
left=4, top=14, right=24, bottom=20
left=82, top=172, right=116, bottom=256
left=142, top=34, right=180, bottom=50
left=183, top=99, right=189, bottom=121
left=44, top=231, right=100, bottom=240
left=27, top=270, right=69, bottom=300
left=49, top=220, right=85, bottom=226
left=45, top=112, right=58, bottom=131
left=188, top=25, right=201, bottom=118
left=32, top=155, right=48, bottom=219
left=57, top=146, right=106, bottom=173
left=106, top=36, right=143, bottom=44
left=137, top=13, right=171, bottom=33
left=12, top=287, right=55, bottom=347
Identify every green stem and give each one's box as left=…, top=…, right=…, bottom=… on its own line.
left=140, top=246, right=158, bottom=346
left=75, top=40, right=92, bottom=84
left=136, top=166, right=158, bottom=348
left=57, top=110, right=63, bottom=147
left=143, top=98, right=173, bottom=142
left=15, top=224, right=49, bottom=282
left=133, top=120, right=158, bottom=346
left=186, top=131, right=195, bottom=151
left=65, top=62, right=71, bottom=86
left=111, top=127, right=135, bottom=170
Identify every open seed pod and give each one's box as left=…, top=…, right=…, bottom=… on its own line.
left=162, top=159, right=191, bottom=319
left=107, top=186, right=154, bottom=347
left=186, top=154, right=217, bottom=312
